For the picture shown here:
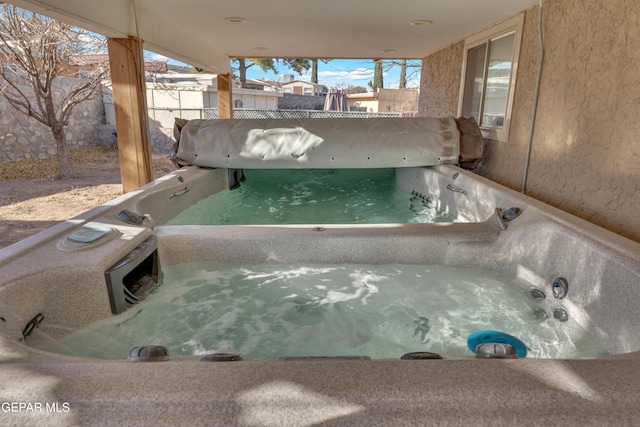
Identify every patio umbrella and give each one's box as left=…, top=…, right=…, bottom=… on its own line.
left=323, top=88, right=348, bottom=111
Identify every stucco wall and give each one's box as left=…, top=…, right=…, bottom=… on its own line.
left=348, top=97, right=378, bottom=113
left=378, top=89, right=419, bottom=113
left=419, top=0, right=640, bottom=243
left=419, top=41, right=463, bottom=118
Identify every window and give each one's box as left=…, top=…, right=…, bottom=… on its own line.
left=234, top=99, right=243, bottom=108
left=458, top=14, right=524, bottom=142
left=303, top=87, right=313, bottom=95
left=283, top=87, right=292, bottom=93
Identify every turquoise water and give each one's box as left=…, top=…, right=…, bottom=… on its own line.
left=29, top=262, right=609, bottom=360
left=166, top=169, right=455, bottom=225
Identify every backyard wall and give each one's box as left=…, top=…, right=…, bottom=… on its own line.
left=278, top=93, right=325, bottom=110
left=1, top=78, right=285, bottom=163
left=104, top=83, right=283, bottom=156
left=377, top=89, right=420, bottom=114
left=419, top=0, right=640, bottom=243
left=0, top=78, right=105, bottom=164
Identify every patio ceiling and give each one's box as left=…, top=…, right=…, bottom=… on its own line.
left=10, top=0, right=538, bottom=73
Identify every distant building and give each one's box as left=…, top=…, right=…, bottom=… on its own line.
left=281, top=78, right=328, bottom=97
left=243, top=79, right=271, bottom=91
left=104, top=73, right=281, bottom=128
left=258, top=78, right=283, bottom=93
left=347, top=88, right=419, bottom=114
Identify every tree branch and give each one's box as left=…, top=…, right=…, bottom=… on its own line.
left=0, top=4, right=109, bottom=177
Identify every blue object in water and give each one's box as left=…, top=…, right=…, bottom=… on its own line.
left=467, top=330, right=528, bottom=358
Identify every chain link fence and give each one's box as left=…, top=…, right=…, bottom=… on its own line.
left=202, top=108, right=413, bottom=120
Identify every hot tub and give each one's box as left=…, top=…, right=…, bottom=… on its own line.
left=1, top=161, right=640, bottom=424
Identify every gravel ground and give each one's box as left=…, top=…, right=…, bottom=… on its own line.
left=0, top=147, right=176, bottom=248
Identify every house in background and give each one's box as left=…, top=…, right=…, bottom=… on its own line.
left=242, top=79, right=271, bottom=91
left=102, top=73, right=281, bottom=154
left=103, top=73, right=281, bottom=129
left=347, top=88, right=419, bottom=114
left=258, top=78, right=283, bottom=93
left=281, top=75, right=328, bottom=97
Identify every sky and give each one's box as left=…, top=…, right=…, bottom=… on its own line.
left=155, top=53, right=421, bottom=91
left=244, top=58, right=422, bottom=90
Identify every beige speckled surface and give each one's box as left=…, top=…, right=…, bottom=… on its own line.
left=419, top=41, right=464, bottom=118
left=2, top=339, right=640, bottom=426
left=2, top=164, right=640, bottom=425
left=419, top=1, right=640, bottom=244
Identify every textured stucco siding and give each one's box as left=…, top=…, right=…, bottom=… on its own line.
left=419, top=41, right=463, bottom=118
left=419, top=0, right=640, bottom=243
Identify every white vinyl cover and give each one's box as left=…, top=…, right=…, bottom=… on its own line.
left=177, top=117, right=460, bottom=168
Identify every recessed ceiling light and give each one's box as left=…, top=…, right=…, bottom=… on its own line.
left=410, top=19, right=433, bottom=26
left=381, top=49, right=397, bottom=53
left=224, top=17, right=247, bottom=23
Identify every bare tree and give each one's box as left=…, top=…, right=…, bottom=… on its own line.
left=0, top=5, right=108, bottom=178
left=384, top=59, right=422, bottom=88
left=368, top=59, right=384, bottom=92
left=311, top=59, right=331, bottom=84
left=399, top=59, right=407, bottom=89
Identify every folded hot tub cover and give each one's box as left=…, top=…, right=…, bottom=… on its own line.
left=455, top=116, right=484, bottom=170
left=175, top=117, right=461, bottom=169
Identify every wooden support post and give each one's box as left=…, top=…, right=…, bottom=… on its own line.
left=217, top=73, right=233, bottom=119
left=107, top=37, right=153, bottom=193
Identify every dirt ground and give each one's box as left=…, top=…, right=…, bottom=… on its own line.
left=0, top=147, right=176, bottom=249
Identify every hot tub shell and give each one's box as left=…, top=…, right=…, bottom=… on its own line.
left=1, top=164, right=640, bottom=425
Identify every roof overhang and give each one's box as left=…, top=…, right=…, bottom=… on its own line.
left=9, top=0, right=538, bottom=72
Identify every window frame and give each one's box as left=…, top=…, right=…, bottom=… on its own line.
left=457, top=13, right=524, bottom=142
